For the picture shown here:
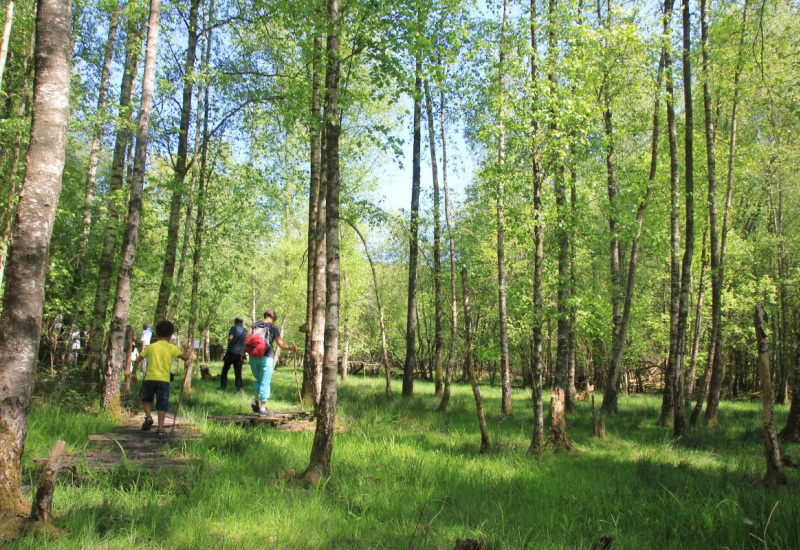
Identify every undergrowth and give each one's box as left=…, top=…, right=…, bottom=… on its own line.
left=8, top=365, right=800, bottom=549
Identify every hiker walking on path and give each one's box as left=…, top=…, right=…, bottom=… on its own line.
left=219, top=317, right=247, bottom=392
left=243, top=308, right=297, bottom=416
left=133, top=320, right=195, bottom=437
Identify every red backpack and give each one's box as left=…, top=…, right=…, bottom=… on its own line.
left=244, top=323, right=270, bottom=357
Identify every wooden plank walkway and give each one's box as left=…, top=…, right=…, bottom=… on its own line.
left=34, top=410, right=315, bottom=473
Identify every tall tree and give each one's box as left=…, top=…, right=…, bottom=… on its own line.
left=528, top=0, right=545, bottom=455
left=0, top=0, right=71, bottom=521
left=658, top=0, right=681, bottom=427
left=303, top=0, right=341, bottom=485
left=437, top=74, right=457, bottom=412
left=183, top=0, right=213, bottom=395
left=424, top=79, right=444, bottom=398
left=101, top=0, right=161, bottom=412
left=153, top=0, right=201, bottom=323
left=496, top=0, right=512, bottom=416
left=0, top=1, right=14, bottom=92
left=601, top=34, right=665, bottom=415
left=702, top=0, right=748, bottom=423
left=303, top=5, right=325, bottom=407
left=74, top=3, right=120, bottom=284
left=86, top=9, right=144, bottom=377
left=672, top=0, right=696, bottom=437
left=402, top=46, right=422, bottom=398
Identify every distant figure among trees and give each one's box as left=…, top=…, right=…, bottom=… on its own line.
left=219, top=317, right=246, bottom=392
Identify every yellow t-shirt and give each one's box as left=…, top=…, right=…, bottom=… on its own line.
left=141, top=339, right=183, bottom=382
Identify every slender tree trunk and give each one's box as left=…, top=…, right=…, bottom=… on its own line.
left=154, top=0, right=200, bottom=323
left=602, top=51, right=664, bottom=414
left=754, top=305, right=786, bottom=484
left=306, top=121, right=327, bottom=407
left=303, top=0, right=340, bottom=485
left=672, top=0, right=696, bottom=438
left=461, top=266, right=490, bottom=453
left=349, top=221, right=391, bottom=397
left=686, top=233, right=707, bottom=407
left=437, top=77, right=457, bottom=411
left=424, top=80, right=444, bottom=398
left=402, top=48, right=422, bottom=398
left=183, top=0, right=212, bottom=395
left=0, top=1, right=14, bottom=93
left=494, top=0, right=512, bottom=416
left=0, top=22, right=33, bottom=288
left=0, top=0, right=71, bottom=519
left=547, top=0, right=572, bottom=423
left=168, top=71, right=203, bottom=321
left=75, top=4, right=120, bottom=282
left=779, top=326, right=800, bottom=440
left=303, top=11, right=324, bottom=405
left=101, top=0, right=160, bottom=412
left=86, top=12, right=144, bottom=377
left=528, top=0, right=545, bottom=454
left=658, top=0, right=680, bottom=427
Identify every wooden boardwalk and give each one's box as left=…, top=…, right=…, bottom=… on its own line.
left=34, top=410, right=315, bottom=473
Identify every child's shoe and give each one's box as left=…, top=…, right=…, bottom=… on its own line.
left=251, top=399, right=259, bottom=413
left=259, top=406, right=270, bottom=417
left=141, top=416, right=154, bottom=431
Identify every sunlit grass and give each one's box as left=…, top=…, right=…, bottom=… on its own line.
left=10, top=366, right=800, bottom=549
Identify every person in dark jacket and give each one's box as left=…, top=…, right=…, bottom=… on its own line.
left=219, top=317, right=247, bottom=392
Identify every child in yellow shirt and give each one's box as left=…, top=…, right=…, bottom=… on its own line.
left=133, top=320, right=194, bottom=437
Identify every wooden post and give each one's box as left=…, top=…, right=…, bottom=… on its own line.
left=754, top=304, right=786, bottom=485
left=29, top=440, right=66, bottom=522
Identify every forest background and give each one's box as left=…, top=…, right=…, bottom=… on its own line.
left=0, top=0, right=800, bottom=545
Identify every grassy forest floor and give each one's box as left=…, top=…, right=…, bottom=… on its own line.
left=8, top=363, right=800, bottom=549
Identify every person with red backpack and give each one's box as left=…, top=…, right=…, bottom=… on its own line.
left=242, top=308, right=297, bottom=415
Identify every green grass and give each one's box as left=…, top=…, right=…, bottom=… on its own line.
left=11, top=366, right=800, bottom=549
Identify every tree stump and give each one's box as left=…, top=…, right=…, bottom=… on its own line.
left=549, top=387, right=575, bottom=450
left=591, top=393, right=606, bottom=439
left=29, top=440, right=66, bottom=522
left=754, top=305, right=786, bottom=485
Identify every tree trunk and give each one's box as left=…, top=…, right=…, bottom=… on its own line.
left=348, top=221, right=391, bottom=398
left=754, top=305, right=786, bottom=485
left=658, top=0, right=680, bottom=427
left=0, top=1, right=13, bottom=93
left=74, top=4, right=120, bottom=283
left=602, top=50, right=664, bottom=415
left=528, top=0, right=545, bottom=455
left=183, top=0, right=212, bottom=396
left=101, top=0, right=160, bottom=412
left=86, top=11, right=144, bottom=377
left=154, top=0, right=200, bottom=323
left=402, top=48, right=422, bottom=398
left=549, top=387, right=574, bottom=450
left=28, top=440, right=66, bottom=523
left=303, top=9, right=324, bottom=406
left=303, top=0, right=340, bottom=485
left=424, top=79, right=444, bottom=399
left=685, top=232, right=707, bottom=407
left=779, top=326, right=800, bottom=440
left=0, top=22, right=34, bottom=289
left=0, top=0, right=71, bottom=518
left=494, top=0, right=512, bottom=416
left=437, top=76, right=457, bottom=412
left=705, top=0, right=748, bottom=424
left=461, top=266, right=490, bottom=453
left=672, top=0, right=696, bottom=439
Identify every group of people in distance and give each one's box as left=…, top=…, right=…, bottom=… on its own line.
left=135, top=309, right=297, bottom=437
left=218, top=309, right=298, bottom=416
